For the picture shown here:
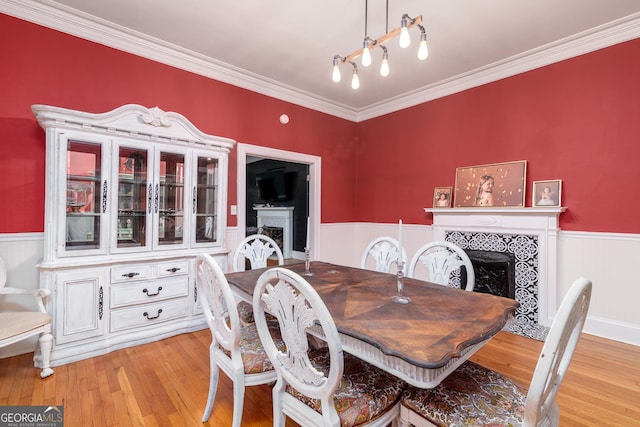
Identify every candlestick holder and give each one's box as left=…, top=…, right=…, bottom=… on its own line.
left=302, top=247, right=314, bottom=276
left=390, top=260, right=410, bottom=304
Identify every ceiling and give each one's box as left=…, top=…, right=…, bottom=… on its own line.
left=4, top=0, right=640, bottom=120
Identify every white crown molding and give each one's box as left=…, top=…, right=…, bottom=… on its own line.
left=2, top=0, right=640, bottom=122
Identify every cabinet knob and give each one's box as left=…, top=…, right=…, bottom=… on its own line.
left=122, top=272, right=140, bottom=278
left=166, top=267, right=181, bottom=273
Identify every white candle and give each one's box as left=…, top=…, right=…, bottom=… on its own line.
left=306, top=216, right=311, bottom=249
left=398, top=219, right=403, bottom=253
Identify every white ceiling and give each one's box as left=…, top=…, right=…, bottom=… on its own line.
left=4, top=0, right=640, bottom=121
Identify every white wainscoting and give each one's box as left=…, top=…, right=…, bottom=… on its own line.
left=2, top=226, right=639, bottom=360
left=558, top=230, right=640, bottom=346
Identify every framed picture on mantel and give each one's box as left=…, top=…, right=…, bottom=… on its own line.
left=454, top=160, right=527, bottom=207
left=433, top=187, right=452, bottom=208
left=532, top=179, right=562, bottom=207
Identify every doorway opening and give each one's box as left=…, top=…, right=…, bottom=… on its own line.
left=236, top=144, right=321, bottom=259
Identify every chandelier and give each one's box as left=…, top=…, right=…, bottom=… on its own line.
left=332, top=0, right=428, bottom=89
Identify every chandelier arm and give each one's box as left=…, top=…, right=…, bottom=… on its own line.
left=340, top=14, right=422, bottom=64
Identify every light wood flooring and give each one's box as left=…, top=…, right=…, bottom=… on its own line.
left=1, top=329, right=639, bottom=426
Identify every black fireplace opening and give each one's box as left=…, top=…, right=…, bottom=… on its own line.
left=462, top=250, right=516, bottom=299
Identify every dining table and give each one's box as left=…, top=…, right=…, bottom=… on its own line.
left=225, top=261, right=519, bottom=389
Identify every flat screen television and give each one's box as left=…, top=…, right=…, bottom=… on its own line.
left=256, top=169, right=297, bottom=202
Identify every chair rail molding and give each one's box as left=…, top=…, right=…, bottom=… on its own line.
left=424, top=207, right=566, bottom=327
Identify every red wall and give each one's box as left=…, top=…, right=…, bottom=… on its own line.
left=1, top=13, right=639, bottom=234
left=357, top=39, right=640, bottom=233
left=0, top=14, right=357, bottom=232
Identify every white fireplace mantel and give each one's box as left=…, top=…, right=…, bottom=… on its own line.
left=424, top=207, right=566, bottom=328
left=254, top=206, right=295, bottom=258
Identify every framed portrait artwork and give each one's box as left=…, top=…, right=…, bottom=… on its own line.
left=532, top=179, right=562, bottom=207
left=433, top=187, right=452, bottom=208
left=454, top=160, right=527, bottom=207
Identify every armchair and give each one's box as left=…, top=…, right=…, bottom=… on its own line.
left=0, top=257, right=54, bottom=378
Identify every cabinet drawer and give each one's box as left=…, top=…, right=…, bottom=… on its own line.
left=110, top=299, right=188, bottom=332
left=110, top=277, right=189, bottom=308
left=111, top=265, right=153, bottom=283
left=156, top=260, right=190, bottom=278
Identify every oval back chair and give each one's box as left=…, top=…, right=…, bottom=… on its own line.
left=195, top=253, right=281, bottom=426
left=253, top=267, right=406, bottom=427
left=232, top=234, right=284, bottom=273
left=399, top=277, right=592, bottom=427
left=407, top=241, right=475, bottom=291
left=361, top=236, right=408, bottom=273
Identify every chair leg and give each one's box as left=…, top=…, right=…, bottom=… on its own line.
left=272, top=381, right=286, bottom=427
left=231, top=375, right=246, bottom=427
left=202, top=354, right=220, bottom=422
left=35, top=332, right=54, bottom=378
left=398, top=405, right=410, bottom=427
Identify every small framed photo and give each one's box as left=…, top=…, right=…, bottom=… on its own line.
left=454, top=160, right=527, bottom=207
left=532, top=180, right=562, bottom=207
left=433, top=187, right=452, bottom=208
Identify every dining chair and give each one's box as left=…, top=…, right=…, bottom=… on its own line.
left=195, top=253, right=283, bottom=425
left=0, top=256, right=54, bottom=378
left=232, top=233, right=285, bottom=324
left=361, top=236, right=408, bottom=273
left=406, top=241, right=475, bottom=291
left=399, top=277, right=592, bottom=427
left=253, top=266, right=406, bottom=427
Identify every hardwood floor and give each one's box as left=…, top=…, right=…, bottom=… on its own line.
left=1, top=330, right=639, bottom=426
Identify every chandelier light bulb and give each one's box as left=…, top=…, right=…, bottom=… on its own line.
left=351, top=68, right=360, bottom=89
left=362, top=40, right=372, bottom=67
left=332, top=65, right=341, bottom=82
left=380, top=51, right=390, bottom=77
left=332, top=57, right=342, bottom=82
left=399, top=18, right=411, bottom=48
left=418, top=39, right=429, bottom=60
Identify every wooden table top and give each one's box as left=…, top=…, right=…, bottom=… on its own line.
left=226, top=261, right=519, bottom=369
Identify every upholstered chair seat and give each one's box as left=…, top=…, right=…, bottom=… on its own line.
left=401, top=361, right=527, bottom=427
left=220, top=320, right=284, bottom=374
left=237, top=300, right=256, bottom=324
left=288, top=347, right=406, bottom=427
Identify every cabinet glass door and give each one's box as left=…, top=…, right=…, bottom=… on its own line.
left=157, top=152, right=185, bottom=246
left=66, top=141, right=102, bottom=250
left=117, top=147, right=148, bottom=248
left=194, top=156, right=219, bottom=244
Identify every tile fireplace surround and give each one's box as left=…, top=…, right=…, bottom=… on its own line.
left=424, top=207, right=566, bottom=341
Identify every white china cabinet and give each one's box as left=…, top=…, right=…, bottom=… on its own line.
left=33, top=104, right=235, bottom=366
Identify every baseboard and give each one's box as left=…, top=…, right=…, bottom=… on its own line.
left=584, top=315, right=640, bottom=347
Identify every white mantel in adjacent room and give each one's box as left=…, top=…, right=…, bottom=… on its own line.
left=424, top=207, right=566, bottom=328
left=254, top=206, right=295, bottom=258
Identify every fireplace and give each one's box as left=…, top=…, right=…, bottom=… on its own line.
left=425, top=207, right=566, bottom=341
left=464, top=250, right=516, bottom=300
left=260, top=225, right=284, bottom=253
left=448, top=231, right=539, bottom=329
